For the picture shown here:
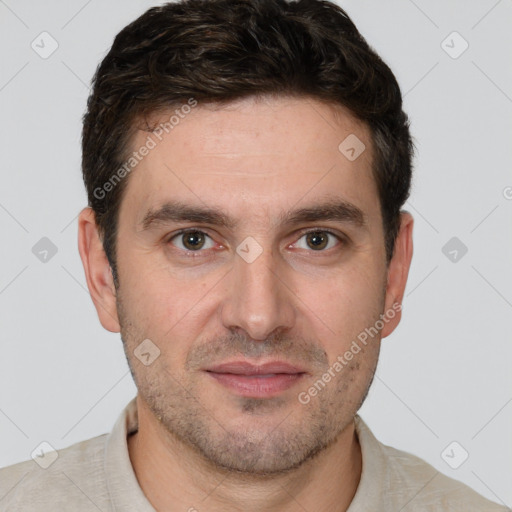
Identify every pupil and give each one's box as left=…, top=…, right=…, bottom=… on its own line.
left=307, top=232, right=327, bottom=250
left=184, top=231, right=204, bottom=250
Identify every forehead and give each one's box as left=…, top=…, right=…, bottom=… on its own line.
left=120, top=96, right=379, bottom=227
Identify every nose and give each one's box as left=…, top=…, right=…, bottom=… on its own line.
left=220, top=245, right=296, bottom=341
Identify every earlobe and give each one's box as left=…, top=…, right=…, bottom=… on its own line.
left=381, top=212, right=414, bottom=339
left=78, top=207, right=121, bottom=333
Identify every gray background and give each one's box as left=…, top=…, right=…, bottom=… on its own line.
left=0, top=0, right=511, bottom=507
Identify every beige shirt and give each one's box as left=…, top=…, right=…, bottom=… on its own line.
left=0, top=397, right=508, bottom=511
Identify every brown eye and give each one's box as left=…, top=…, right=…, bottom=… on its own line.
left=305, top=231, right=329, bottom=250
left=182, top=231, right=205, bottom=250
left=170, top=230, right=215, bottom=251
left=294, top=231, right=340, bottom=252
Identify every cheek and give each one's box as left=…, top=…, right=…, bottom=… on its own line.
left=118, top=254, right=220, bottom=351
left=303, top=264, right=385, bottom=348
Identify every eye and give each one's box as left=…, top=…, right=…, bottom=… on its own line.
left=169, top=230, right=216, bottom=251
left=294, top=230, right=340, bottom=251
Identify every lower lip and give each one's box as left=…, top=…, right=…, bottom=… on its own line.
left=207, top=372, right=305, bottom=398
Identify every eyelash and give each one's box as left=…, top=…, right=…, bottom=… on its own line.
left=294, top=228, right=345, bottom=251
left=167, top=228, right=346, bottom=254
left=167, top=228, right=219, bottom=255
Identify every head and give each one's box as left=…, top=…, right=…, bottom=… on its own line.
left=79, top=0, right=414, bottom=476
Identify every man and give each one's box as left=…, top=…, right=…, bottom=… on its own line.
left=0, top=0, right=508, bottom=510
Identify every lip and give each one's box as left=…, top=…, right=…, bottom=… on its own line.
left=206, top=361, right=307, bottom=375
left=205, top=360, right=307, bottom=398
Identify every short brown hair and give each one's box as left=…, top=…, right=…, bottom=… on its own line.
left=82, top=0, right=413, bottom=281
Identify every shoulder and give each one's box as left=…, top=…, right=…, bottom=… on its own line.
left=383, top=443, right=507, bottom=511
left=354, top=416, right=510, bottom=512
left=0, top=434, right=109, bottom=512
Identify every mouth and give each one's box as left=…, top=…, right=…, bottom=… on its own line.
left=204, top=361, right=308, bottom=398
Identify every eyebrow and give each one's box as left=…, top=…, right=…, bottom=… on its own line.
left=141, top=201, right=235, bottom=230
left=280, top=201, right=366, bottom=228
left=140, top=199, right=367, bottom=231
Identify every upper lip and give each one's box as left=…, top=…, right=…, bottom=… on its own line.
left=205, top=361, right=307, bottom=375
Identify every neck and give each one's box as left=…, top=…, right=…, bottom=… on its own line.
left=128, top=395, right=362, bottom=512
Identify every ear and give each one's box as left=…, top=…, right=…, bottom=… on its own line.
left=78, top=207, right=120, bottom=333
left=381, top=211, right=414, bottom=338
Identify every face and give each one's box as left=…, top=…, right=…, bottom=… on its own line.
left=87, top=96, right=410, bottom=475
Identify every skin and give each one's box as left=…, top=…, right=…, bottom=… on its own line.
left=78, top=96, right=413, bottom=512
